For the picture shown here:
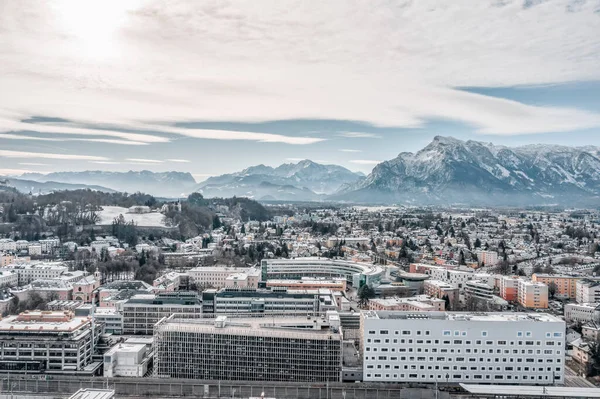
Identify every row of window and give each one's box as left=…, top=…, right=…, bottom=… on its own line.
left=366, top=364, right=562, bottom=373
left=366, top=373, right=560, bottom=381
left=366, top=346, right=562, bottom=356
left=368, top=330, right=563, bottom=338
left=366, top=354, right=561, bottom=363
left=367, top=338, right=558, bottom=346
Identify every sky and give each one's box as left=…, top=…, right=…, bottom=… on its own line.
left=0, top=0, right=599, bottom=182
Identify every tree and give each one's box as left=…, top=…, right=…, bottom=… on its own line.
left=588, top=340, right=600, bottom=377
left=357, top=285, right=376, bottom=308
left=442, top=294, right=451, bottom=310
left=212, top=215, right=222, bottom=230
left=241, top=224, right=246, bottom=234
left=474, top=238, right=482, bottom=248
left=548, top=281, right=557, bottom=299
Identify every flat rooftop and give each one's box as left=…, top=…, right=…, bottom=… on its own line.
left=0, top=313, right=91, bottom=333
left=68, top=389, right=115, bottom=399
left=460, top=384, right=600, bottom=398
left=158, top=315, right=342, bottom=340
left=364, top=311, right=563, bottom=323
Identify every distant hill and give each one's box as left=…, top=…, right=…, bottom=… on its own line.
left=196, top=160, right=363, bottom=200
left=20, top=170, right=197, bottom=197
left=4, top=177, right=116, bottom=195
left=332, top=136, right=600, bottom=206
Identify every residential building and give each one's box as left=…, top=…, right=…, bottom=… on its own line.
left=476, top=250, right=499, bottom=267
left=28, top=244, right=42, bottom=256
left=103, top=343, right=151, bottom=377
left=532, top=274, right=579, bottom=300
left=0, top=310, right=103, bottom=373
left=122, top=291, right=202, bottom=335
left=360, top=311, right=565, bottom=385
left=0, top=239, right=16, bottom=252
left=423, top=280, right=459, bottom=309
left=2, top=262, right=68, bottom=285
left=0, top=269, right=18, bottom=287
left=154, top=314, right=342, bottom=382
left=518, top=280, right=548, bottom=309
left=499, top=276, right=520, bottom=302
left=0, top=252, right=15, bottom=267
left=576, top=279, right=600, bottom=304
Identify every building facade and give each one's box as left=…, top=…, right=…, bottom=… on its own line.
left=532, top=274, right=579, bottom=300
left=360, top=311, right=565, bottom=385
left=0, top=311, right=102, bottom=373
left=154, top=314, right=342, bottom=382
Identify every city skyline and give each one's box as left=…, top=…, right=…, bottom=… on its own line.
left=1, top=0, right=600, bottom=180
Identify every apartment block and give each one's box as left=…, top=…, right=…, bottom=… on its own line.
left=499, top=276, right=520, bottom=302
left=0, top=311, right=102, bottom=374
left=476, top=250, right=499, bottom=267
left=360, top=311, right=565, bottom=385
left=532, top=274, right=579, bottom=300
left=154, top=314, right=342, bottom=382
left=423, top=280, right=459, bottom=309
left=517, top=280, right=548, bottom=309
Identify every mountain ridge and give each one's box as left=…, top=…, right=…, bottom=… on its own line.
left=332, top=136, right=600, bottom=206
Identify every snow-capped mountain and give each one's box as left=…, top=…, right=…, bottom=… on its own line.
left=333, top=136, right=600, bottom=206
left=20, top=171, right=197, bottom=197
left=196, top=160, right=363, bottom=200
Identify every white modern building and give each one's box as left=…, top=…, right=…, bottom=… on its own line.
left=564, top=303, right=600, bottom=324
left=361, top=311, right=565, bottom=385
left=188, top=266, right=259, bottom=289
left=261, top=257, right=385, bottom=287
left=103, top=343, right=151, bottom=377
left=576, top=279, right=600, bottom=304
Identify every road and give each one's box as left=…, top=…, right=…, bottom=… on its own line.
left=564, top=366, right=596, bottom=388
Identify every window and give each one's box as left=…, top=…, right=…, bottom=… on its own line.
left=402, top=330, right=411, bottom=335
left=368, top=330, right=376, bottom=335
left=443, top=330, right=451, bottom=336
left=380, top=330, right=389, bottom=335
left=481, top=331, right=488, bottom=337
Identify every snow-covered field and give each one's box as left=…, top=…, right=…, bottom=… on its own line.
left=97, top=206, right=167, bottom=227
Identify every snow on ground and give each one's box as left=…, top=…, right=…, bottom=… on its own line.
left=97, top=206, right=167, bottom=227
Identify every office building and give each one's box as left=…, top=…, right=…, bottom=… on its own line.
left=122, top=291, right=202, bottom=335
left=576, top=279, right=600, bottom=304
left=202, top=287, right=336, bottom=315
left=565, top=303, right=599, bottom=324
left=265, top=277, right=347, bottom=292
left=368, top=295, right=445, bottom=312
left=0, top=310, right=102, bottom=374
left=360, top=311, right=565, bottom=385
left=154, top=314, right=342, bottom=382
left=188, top=266, right=260, bottom=289
left=2, top=262, right=68, bottom=285
left=261, top=257, right=384, bottom=287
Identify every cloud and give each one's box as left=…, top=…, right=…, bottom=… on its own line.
left=338, top=132, right=381, bottom=139
left=126, top=158, right=164, bottom=164
left=0, top=132, right=148, bottom=145
left=18, top=162, right=49, bottom=166
left=340, top=149, right=362, bottom=153
left=90, top=161, right=122, bottom=165
left=0, top=0, right=598, bottom=164
left=166, top=159, right=190, bottom=163
left=0, top=150, right=108, bottom=161
left=349, top=160, right=382, bottom=165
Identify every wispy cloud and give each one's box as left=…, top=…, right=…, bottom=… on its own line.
left=166, top=159, right=190, bottom=163
left=0, top=132, right=147, bottom=146
left=90, top=161, right=122, bottom=165
left=340, top=149, right=362, bottom=153
left=349, top=160, right=382, bottom=165
left=126, top=158, right=164, bottom=164
left=0, top=150, right=108, bottom=161
left=338, top=132, right=381, bottom=139
left=18, top=162, right=49, bottom=166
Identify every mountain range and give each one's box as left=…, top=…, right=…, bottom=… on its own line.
left=18, top=171, right=196, bottom=197
left=5, top=137, right=600, bottom=205
left=195, top=160, right=364, bottom=200
left=333, top=136, right=600, bottom=206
